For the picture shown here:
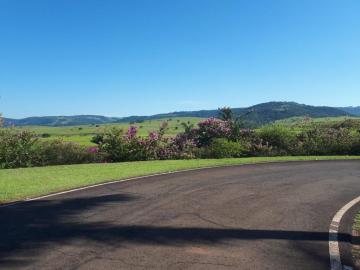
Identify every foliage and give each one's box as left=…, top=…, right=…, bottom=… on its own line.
left=257, top=125, right=297, bottom=155
left=296, top=127, right=360, bottom=155
left=180, top=121, right=194, bottom=135
left=41, top=133, right=51, bottom=138
left=33, top=140, right=103, bottom=166
left=0, top=128, right=38, bottom=169
left=218, top=107, right=234, bottom=122
left=193, top=118, right=232, bottom=146
left=201, top=138, right=247, bottom=158
left=1, top=107, right=360, bottom=169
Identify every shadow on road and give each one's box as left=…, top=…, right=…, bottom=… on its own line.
left=0, top=194, right=357, bottom=268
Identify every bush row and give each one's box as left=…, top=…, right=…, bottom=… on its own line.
left=1, top=115, right=360, bottom=169
left=0, top=129, right=102, bottom=169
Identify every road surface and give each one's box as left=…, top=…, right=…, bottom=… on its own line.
left=1, top=160, right=360, bottom=270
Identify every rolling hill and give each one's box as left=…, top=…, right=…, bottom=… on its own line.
left=3, top=102, right=355, bottom=127
left=3, top=115, right=120, bottom=127
left=337, top=106, right=360, bottom=116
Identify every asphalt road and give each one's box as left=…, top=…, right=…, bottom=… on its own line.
left=1, top=160, right=360, bottom=270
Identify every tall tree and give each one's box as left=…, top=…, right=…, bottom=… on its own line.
left=218, top=107, right=233, bottom=121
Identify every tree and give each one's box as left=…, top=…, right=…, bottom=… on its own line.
left=0, top=113, right=3, bottom=127
left=181, top=122, right=194, bottom=135
left=218, top=107, right=233, bottom=121
left=218, top=107, right=244, bottom=140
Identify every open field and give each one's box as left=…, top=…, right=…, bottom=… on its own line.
left=18, top=117, right=204, bottom=146
left=1, top=156, right=360, bottom=203
left=275, top=116, right=360, bottom=128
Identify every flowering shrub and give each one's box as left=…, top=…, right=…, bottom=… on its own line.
left=296, top=127, right=359, bottom=155
left=1, top=110, right=360, bottom=169
left=95, top=126, right=157, bottom=162
left=0, top=128, right=38, bottom=168
left=192, top=118, right=232, bottom=147
left=33, top=140, right=104, bottom=166
left=94, top=123, right=198, bottom=162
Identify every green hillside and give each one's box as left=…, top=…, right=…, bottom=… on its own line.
left=4, top=102, right=352, bottom=128
left=275, top=116, right=360, bottom=130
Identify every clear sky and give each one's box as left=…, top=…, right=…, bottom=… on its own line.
left=0, top=0, right=359, bottom=118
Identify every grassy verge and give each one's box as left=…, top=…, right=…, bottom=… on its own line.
left=353, top=212, right=360, bottom=268
left=1, top=156, right=359, bottom=203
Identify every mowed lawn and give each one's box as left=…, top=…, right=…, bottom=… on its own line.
left=1, top=156, right=359, bottom=203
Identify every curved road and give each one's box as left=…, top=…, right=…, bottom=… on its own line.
left=1, top=160, right=360, bottom=270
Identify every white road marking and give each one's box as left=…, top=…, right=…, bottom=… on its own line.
left=329, top=195, right=360, bottom=270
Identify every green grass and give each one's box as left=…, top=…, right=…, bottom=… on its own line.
left=1, top=156, right=359, bottom=203
left=354, top=212, right=360, bottom=231
left=275, top=116, right=360, bottom=128
left=18, top=117, right=204, bottom=146
left=353, top=212, right=360, bottom=265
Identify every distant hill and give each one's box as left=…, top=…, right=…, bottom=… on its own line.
left=240, top=102, right=351, bottom=127
left=337, top=106, right=360, bottom=116
left=117, top=102, right=351, bottom=127
left=3, top=102, right=354, bottom=127
left=3, top=115, right=120, bottom=127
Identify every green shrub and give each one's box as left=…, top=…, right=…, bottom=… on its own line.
left=41, top=133, right=51, bottom=138
left=297, top=127, right=358, bottom=155
left=0, top=129, right=38, bottom=169
left=95, top=127, right=152, bottom=162
left=201, top=138, right=247, bottom=158
left=257, top=125, right=296, bottom=155
left=33, top=140, right=103, bottom=166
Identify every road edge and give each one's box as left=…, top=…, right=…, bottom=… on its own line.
left=1, top=158, right=359, bottom=208
left=330, top=196, right=360, bottom=270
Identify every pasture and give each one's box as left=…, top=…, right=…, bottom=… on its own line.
left=19, top=117, right=204, bottom=146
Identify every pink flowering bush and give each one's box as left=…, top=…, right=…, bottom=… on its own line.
left=192, top=118, right=232, bottom=147
left=94, top=122, right=199, bottom=162
left=96, top=126, right=160, bottom=162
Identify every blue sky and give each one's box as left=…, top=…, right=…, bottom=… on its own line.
left=0, top=0, right=359, bottom=118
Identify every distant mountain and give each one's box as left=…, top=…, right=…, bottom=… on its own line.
left=3, top=115, right=120, bottom=127
left=3, top=102, right=354, bottom=127
left=241, top=102, right=350, bottom=127
left=337, top=106, right=360, bottom=116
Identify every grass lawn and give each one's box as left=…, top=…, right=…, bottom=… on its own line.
left=1, top=156, right=359, bottom=203
left=353, top=212, right=360, bottom=267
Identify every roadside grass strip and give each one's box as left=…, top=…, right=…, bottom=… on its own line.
left=352, top=212, right=360, bottom=269
left=1, top=156, right=359, bottom=203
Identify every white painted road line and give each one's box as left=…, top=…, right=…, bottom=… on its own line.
left=329, top=195, right=360, bottom=270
